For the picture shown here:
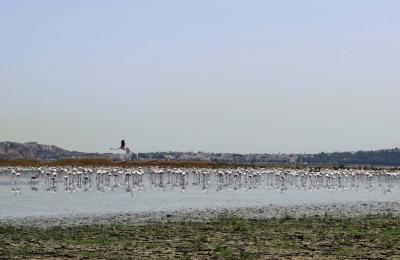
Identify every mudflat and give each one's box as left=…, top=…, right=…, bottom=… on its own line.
left=1, top=214, right=399, bottom=259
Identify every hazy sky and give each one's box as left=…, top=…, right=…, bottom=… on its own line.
left=1, top=1, right=400, bottom=154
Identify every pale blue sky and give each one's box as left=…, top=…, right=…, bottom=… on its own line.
left=1, top=1, right=399, bottom=153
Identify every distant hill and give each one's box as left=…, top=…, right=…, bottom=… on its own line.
left=0, top=141, right=116, bottom=161
left=1, top=141, right=400, bottom=166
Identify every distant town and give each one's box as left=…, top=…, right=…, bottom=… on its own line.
left=1, top=141, right=400, bottom=167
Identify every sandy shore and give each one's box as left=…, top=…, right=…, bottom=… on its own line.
left=1, top=200, right=399, bottom=227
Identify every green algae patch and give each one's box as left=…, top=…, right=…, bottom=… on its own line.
left=1, top=215, right=400, bottom=259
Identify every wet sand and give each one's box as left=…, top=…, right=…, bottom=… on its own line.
left=2, top=200, right=399, bottom=227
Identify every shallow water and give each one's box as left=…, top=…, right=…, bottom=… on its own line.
left=1, top=167, right=399, bottom=218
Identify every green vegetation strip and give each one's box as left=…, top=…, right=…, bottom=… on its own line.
left=1, top=215, right=399, bottom=259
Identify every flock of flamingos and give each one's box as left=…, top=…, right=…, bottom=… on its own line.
left=2, top=166, right=400, bottom=196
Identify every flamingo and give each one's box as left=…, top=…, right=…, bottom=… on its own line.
left=110, top=139, right=132, bottom=160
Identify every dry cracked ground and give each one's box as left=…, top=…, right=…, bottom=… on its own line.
left=1, top=214, right=400, bottom=259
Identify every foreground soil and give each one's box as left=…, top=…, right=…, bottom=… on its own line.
left=1, top=215, right=399, bottom=259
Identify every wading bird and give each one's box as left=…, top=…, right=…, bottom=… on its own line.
left=111, top=140, right=127, bottom=151
left=110, top=139, right=132, bottom=160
